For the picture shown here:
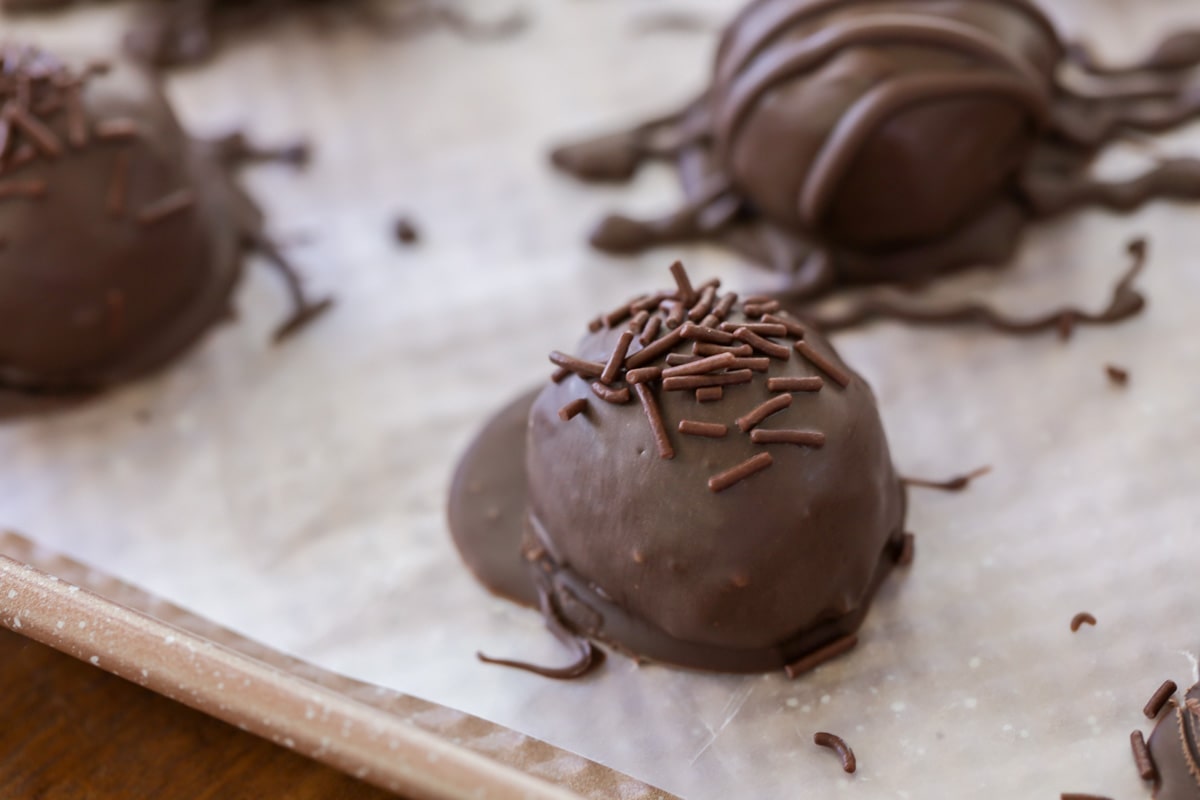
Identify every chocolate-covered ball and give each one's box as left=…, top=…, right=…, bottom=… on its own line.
left=711, top=0, right=1057, bottom=248
left=552, top=0, right=1200, bottom=293
left=0, top=45, right=327, bottom=416
left=449, top=263, right=908, bottom=676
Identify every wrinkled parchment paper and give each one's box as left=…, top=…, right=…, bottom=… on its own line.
left=3, top=1, right=1200, bottom=797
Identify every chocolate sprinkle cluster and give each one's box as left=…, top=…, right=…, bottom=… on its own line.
left=547, top=261, right=848, bottom=494
left=0, top=46, right=191, bottom=226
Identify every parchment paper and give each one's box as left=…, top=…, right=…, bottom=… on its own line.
left=3, top=1, right=1200, bottom=797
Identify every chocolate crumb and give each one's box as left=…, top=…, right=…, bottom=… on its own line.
left=1070, top=612, right=1097, bottom=632
left=393, top=216, right=419, bottom=245
left=813, top=731, right=857, bottom=774
left=1105, top=364, right=1129, bottom=387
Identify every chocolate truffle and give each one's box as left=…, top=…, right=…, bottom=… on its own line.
left=449, top=263, right=908, bottom=676
left=553, top=0, right=1200, bottom=295
left=1143, top=680, right=1200, bottom=799
left=0, top=45, right=329, bottom=418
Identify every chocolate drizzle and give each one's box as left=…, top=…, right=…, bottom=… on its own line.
left=552, top=0, right=1200, bottom=309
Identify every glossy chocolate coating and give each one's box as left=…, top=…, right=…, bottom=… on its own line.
left=712, top=0, right=1057, bottom=249
left=0, top=46, right=327, bottom=417
left=1147, top=682, right=1200, bottom=800
left=526, top=312, right=904, bottom=667
left=449, top=269, right=908, bottom=674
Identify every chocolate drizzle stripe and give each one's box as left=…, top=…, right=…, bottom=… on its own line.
left=680, top=321, right=736, bottom=344
left=1131, top=729, right=1157, bottom=781
left=558, top=398, right=588, bottom=421
left=678, top=419, right=728, bottom=438
left=767, top=376, right=824, bottom=393
left=661, top=351, right=736, bottom=378
left=1144, top=680, right=1178, bottom=719
left=696, top=386, right=723, bottom=402
left=735, top=327, right=790, bottom=359
left=601, top=331, right=635, bottom=385
left=136, top=189, right=195, bottom=226
left=626, top=326, right=684, bottom=369
left=670, top=260, right=697, bottom=305
left=591, top=381, right=632, bottom=404
left=762, top=313, right=808, bottom=339
left=708, top=452, right=773, bottom=493
left=721, top=321, right=788, bottom=337
left=784, top=634, right=859, bottom=679
left=549, top=351, right=605, bottom=378
left=634, top=383, right=674, bottom=459
left=794, top=341, right=851, bottom=387
left=1069, top=612, right=1097, bottom=632
left=4, top=103, right=62, bottom=157
left=813, top=731, right=856, bottom=774
left=663, top=369, right=753, bottom=391
left=800, top=73, right=1050, bottom=227
left=750, top=428, right=826, bottom=447
left=693, top=342, right=753, bottom=357
left=626, top=366, right=664, bottom=384
left=639, top=314, right=662, bottom=345
left=105, top=150, right=130, bottom=218
left=736, top=394, right=792, bottom=432
left=728, top=357, right=770, bottom=372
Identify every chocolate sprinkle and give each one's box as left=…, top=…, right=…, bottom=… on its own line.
left=678, top=420, right=728, bottom=439
left=728, top=357, right=770, bottom=372
left=625, top=326, right=684, bottom=369
left=696, top=386, right=722, bottom=403
left=663, top=369, right=753, bottom=391
left=601, top=330, right=635, bottom=385
left=670, top=259, right=697, bottom=305
left=751, top=429, right=826, bottom=448
left=664, top=353, right=699, bottom=367
left=794, top=341, right=851, bottom=387
left=591, top=382, right=631, bottom=405
left=680, top=321, right=736, bottom=344
left=721, top=321, right=787, bottom=337
left=736, top=394, right=792, bottom=432
left=1106, top=364, right=1130, bottom=387
left=1144, top=680, right=1177, bottom=719
left=813, top=731, right=857, bottom=774
left=693, top=342, right=753, bottom=358
left=1059, top=795, right=1113, bottom=800
left=93, top=117, right=139, bottom=140
left=639, top=314, right=662, bottom=345
left=559, top=398, right=588, bottom=421
left=708, top=452, right=773, bottom=493
left=784, top=634, right=858, bottom=680
left=1131, top=729, right=1157, bottom=781
left=735, top=327, right=790, bottom=360
left=762, top=313, right=808, bottom=339
left=634, top=382, right=674, bottom=460
left=549, top=351, right=605, bottom=378
left=768, top=376, right=824, bottom=393
left=626, top=366, right=664, bottom=384
left=660, top=351, right=736, bottom=379
left=743, top=300, right=781, bottom=317
left=1070, top=612, right=1097, bottom=632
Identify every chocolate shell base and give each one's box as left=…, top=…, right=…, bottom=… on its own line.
left=1146, top=682, right=1200, bottom=800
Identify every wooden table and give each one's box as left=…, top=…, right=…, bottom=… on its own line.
left=0, top=627, right=399, bottom=799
